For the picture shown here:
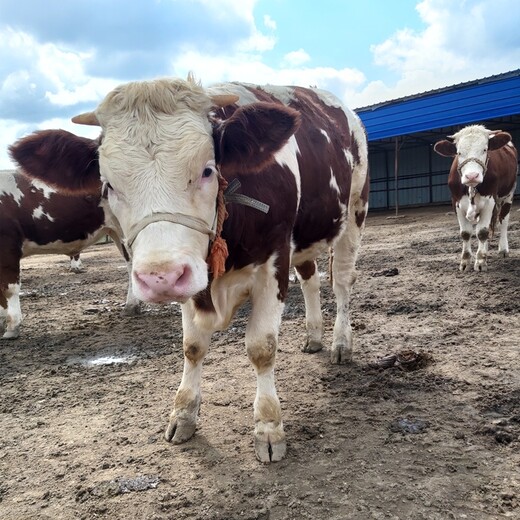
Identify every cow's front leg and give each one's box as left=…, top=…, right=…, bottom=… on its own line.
left=247, top=262, right=286, bottom=462
left=1, top=283, right=22, bottom=340
left=456, top=204, right=473, bottom=271
left=165, top=302, right=211, bottom=444
left=474, top=198, right=494, bottom=272
left=295, top=261, right=323, bottom=353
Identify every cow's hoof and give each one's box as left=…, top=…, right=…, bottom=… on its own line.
left=498, top=250, right=509, bottom=258
left=123, top=304, right=141, bottom=316
left=459, top=263, right=468, bottom=271
left=2, top=328, right=20, bottom=340
left=255, top=436, right=286, bottom=463
left=331, top=343, right=353, bottom=364
left=164, top=417, right=197, bottom=444
left=474, top=263, right=487, bottom=272
left=301, top=339, right=323, bottom=353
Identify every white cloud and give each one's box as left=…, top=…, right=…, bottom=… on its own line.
left=172, top=49, right=364, bottom=93
left=282, top=49, right=311, bottom=67
left=351, top=0, right=520, bottom=107
left=263, top=15, right=277, bottom=31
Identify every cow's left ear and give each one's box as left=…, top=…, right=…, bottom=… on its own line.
left=488, top=131, right=512, bottom=151
left=215, top=102, right=301, bottom=175
left=9, top=129, right=101, bottom=195
left=434, top=140, right=457, bottom=157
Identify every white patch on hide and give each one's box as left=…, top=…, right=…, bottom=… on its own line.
left=32, top=205, right=55, bottom=221
left=329, top=167, right=340, bottom=194
left=0, top=171, right=23, bottom=205
left=320, top=129, right=331, bottom=143
left=31, top=179, right=56, bottom=198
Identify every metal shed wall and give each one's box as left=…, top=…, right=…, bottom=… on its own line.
left=356, top=70, right=520, bottom=210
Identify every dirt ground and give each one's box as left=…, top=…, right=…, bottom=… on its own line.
left=1, top=205, right=519, bottom=520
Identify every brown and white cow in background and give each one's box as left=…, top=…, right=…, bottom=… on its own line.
left=1, top=139, right=140, bottom=339
left=434, top=125, right=518, bottom=271
left=12, top=77, right=369, bottom=462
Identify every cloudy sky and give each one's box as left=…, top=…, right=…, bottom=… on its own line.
left=1, top=0, right=519, bottom=169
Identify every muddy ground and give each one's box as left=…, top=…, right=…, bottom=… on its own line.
left=1, top=205, right=519, bottom=520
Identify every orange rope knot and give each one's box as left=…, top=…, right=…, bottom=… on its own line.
left=207, top=175, right=229, bottom=279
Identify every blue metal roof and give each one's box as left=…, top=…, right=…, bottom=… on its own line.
left=356, top=70, right=520, bottom=142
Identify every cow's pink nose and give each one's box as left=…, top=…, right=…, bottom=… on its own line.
left=466, top=172, right=479, bottom=182
left=134, top=265, right=193, bottom=303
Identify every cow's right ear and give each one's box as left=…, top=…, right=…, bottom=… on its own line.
left=434, top=140, right=457, bottom=157
left=8, top=130, right=101, bottom=194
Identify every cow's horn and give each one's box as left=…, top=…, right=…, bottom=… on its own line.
left=210, top=94, right=239, bottom=107
left=71, top=112, right=100, bottom=126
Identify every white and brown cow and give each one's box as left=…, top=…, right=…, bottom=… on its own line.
left=1, top=133, right=140, bottom=339
left=13, top=78, right=369, bottom=462
left=434, top=125, right=518, bottom=271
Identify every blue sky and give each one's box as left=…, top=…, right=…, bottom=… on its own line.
left=1, top=0, right=519, bottom=168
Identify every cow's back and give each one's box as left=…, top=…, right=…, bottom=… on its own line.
left=0, top=170, right=106, bottom=257
left=212, top=83, right=368, bottom=258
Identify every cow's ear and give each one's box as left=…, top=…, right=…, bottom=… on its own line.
left=9, top=130, right=101, bottom=194
left=216, top=102, right=301, bottom=174
left=488, top=131, right=512, bottom=151
left=434, top=140, right=457, bottom=157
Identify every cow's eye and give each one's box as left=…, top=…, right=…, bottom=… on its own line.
left=202, top=167, right=214, bottom=178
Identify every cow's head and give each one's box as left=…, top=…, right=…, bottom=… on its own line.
left=434, top=125, right=512, bottom=187
left=11, top=77, right=299, bottom=304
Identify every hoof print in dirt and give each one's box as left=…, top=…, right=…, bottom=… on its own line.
left=389, top=417, right=429, bottom=435
left=371, top=267, right=399, bottom=277
left=370, top=349, right=433, bottom=371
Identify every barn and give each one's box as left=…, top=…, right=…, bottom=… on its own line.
left=355, top=69, right=520, bottom=211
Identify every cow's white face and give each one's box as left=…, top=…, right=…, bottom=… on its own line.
left=95, top=81, right=220, bottom=304
left=452, top=127, right=490, bottom=187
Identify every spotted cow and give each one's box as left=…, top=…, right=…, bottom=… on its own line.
left=14, top=78, right=369, bottom=461
left=434, top=125, right=518, bottom=271
left=1, top=140, right=140, bottom=339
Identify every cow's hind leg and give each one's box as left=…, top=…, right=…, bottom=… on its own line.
left=69, top=254, right=84, bottom=273
left=247, top=259, right=286, bottom=462
left=165, top=302, right=211, bottom=444
left=295, top=260, right=323, bottom=353
left=2, top=283, right=22, bottom=340
left=497, top=199, right=513, bottom=258
left=330, top=199, right=367, bottom=364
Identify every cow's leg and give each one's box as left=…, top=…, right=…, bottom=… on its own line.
left=107, top=231, right=140, bottom=315
left=2, top=283, right=22, bottom=340
left=474, top=197, right=494, bottom=272
left=456, top=204, right=473, bottom=271
left=0, top=295, right=6, bottom=335
left=330, top=200, right=367, bottom=364
left=165, top=301, right=211, bottom=444
left=497, top=199, right=513, bottom=257
left=247, top=260, right=286, bottom=462
left=69, top=254, right=84, bottom=273
left=295, top=260, right=323, bottom=353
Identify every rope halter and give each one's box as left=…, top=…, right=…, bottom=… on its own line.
left=457, top=155, right=489, bottom=177
left=120, top=174, right=270, bottom=280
